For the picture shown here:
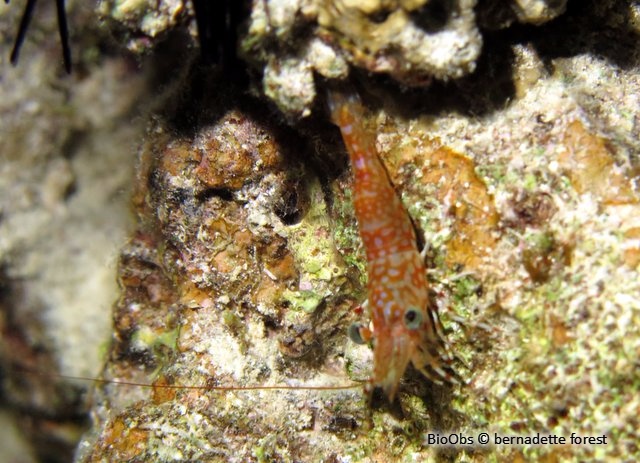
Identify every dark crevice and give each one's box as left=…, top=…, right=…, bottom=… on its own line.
left=410, top=0, right=455, bottom=33
left=196, top=187, right=234, bottom=202
left=274, top=185, right=305, bottom=225
left=192, top=0, right=249, bottom=75
left=368, top=9, right=392, bottom=24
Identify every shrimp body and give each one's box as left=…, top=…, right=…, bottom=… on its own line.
left=329, top=89, right=458, bottom=400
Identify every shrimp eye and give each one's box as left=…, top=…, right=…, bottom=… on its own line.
left=404, top=307, right=423, bottom=330
left=348, top=323, right=366, bottom=345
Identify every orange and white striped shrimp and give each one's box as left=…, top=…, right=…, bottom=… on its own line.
left=328, top=88, right=460, bottom=401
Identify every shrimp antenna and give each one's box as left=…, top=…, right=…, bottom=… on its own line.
left=15, top=367, right=363, bottom=392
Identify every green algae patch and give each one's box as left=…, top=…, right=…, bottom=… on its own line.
left=283, top=175, right=349, bottom=313
left=330, top=179, right=368, bottom=287
left=131, top=325, right=179, bottom=352
left=282, top=289, right=324, bottom=314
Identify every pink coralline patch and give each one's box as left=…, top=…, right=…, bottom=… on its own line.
left=195, top=110, right=284, bottom=190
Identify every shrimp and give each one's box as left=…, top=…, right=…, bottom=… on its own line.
left=328, top=88, right=461, bottom=401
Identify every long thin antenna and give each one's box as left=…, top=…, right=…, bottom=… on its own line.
left=18, top=369, right=363, bottom=392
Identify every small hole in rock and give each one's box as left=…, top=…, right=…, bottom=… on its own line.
left=274, top=187, right=305, bottom=225
left=410, top=0, right=453, bottom=32
left=197, top=188, right=234, bottom=202
left=369, top=8, right=392, bottom=24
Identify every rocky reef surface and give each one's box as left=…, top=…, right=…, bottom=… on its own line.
left=1, top=1, right=639, bottom=462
